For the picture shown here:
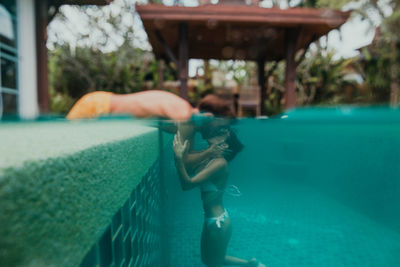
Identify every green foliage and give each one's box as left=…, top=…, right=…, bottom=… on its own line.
left=48, top=43, right=177, bottom=113
left=49, top=89, right=76, bottom=114
left=297, top=48, right=360, bottom=105
left=264, top=62, right=286, bottom=115
left=355, top=0, right=400, bottom=104
left=216, top=60, right=254, bottom=86
left=360, top=47, right=392, bottom=102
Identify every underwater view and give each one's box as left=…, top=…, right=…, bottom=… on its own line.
left=161, top=107, right=400, bottom=267
left=1, top=107, right=400, bottom=267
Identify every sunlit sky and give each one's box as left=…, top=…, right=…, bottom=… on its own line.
left=48, top=0, right=391, bottom=77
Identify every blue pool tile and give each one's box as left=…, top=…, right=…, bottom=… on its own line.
left=112, top=227, right=124, bottom=267
left=79, top=244, right=98, bottom=267
left=122, top=200, right=130, bottom=237
left=99, top=226, right=112, bottom=267
left=124, top=230, right=132, bottom=265
left=112, top=210, right=122, bottom=237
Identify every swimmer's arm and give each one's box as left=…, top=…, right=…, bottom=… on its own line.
left=175, top=158, right=227, bottom=191
left=183, top=147, right=214, bottom=172
left=176, top=123, right=208, bottom=170
left=176, top=123, right=221, bottom=170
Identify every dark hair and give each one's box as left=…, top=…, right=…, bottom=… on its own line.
left=201, top=126, right=244, bottom=161
left=197, top=94, right=235, bottom=118
left=198, top=95, right=242, bottom=160
left=224, top=129, right=244, bottom=161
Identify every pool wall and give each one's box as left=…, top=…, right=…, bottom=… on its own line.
left=0, top=120, right=163, bottom=267
left=79, top=159, right=163, bottom=267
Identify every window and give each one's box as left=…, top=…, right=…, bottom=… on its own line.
left=0, top=0, right=18, bottom=117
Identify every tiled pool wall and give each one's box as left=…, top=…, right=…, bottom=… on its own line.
left=80, top=160, right=163, bottom=267
left=78, top=129, right=174, bottom=267
left=0, top=121, right=162, bottom=267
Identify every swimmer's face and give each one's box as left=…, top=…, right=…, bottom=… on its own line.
left=208, top=129, right=229, bottom=145
left=201, top=118, right=230, bottom=141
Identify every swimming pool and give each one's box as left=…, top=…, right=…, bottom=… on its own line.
left=1, top=107, right=399, bottom=266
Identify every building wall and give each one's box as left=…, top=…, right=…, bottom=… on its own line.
left=0, top=0, right=38, bottom=119
left=17, top=0, right=38, bottom=119
left=0, top=0, right=19, bottom=117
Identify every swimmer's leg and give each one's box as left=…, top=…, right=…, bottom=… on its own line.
left=223, top=255, right=248, bottom=265
left=201, top=218, right=232, bottom=267
left=223, top=256, right=265, bottom=266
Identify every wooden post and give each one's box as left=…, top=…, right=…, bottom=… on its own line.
left=284, top=29, right=298, bottom=109
left=35, top=0, right=49, bottom=113
left=178, top=23, right=189, bottom=100
left=257, top=58, right=266, bottom=116
left=158, top=60, right=164, bottom=90
left=390, top=42, right=399, bottom=107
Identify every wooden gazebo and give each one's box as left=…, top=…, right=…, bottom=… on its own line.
left=137, top=0, right=350, bottom=113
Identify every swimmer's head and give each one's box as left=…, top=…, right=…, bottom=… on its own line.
left=196, top=94, right=235, bottom=130
left=197, top=94, right=235, bottom=118
left=206, top=128, right=243, bottom=162
left=196, top=94, right=243, bottom=161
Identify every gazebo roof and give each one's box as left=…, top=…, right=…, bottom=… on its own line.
left=137, top=4, right=351, bottom=61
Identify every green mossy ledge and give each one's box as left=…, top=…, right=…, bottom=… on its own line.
left=0, top=120, right=160, bottom=267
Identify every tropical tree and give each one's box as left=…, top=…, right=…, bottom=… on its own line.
left=356, top=0, right=400, bottom=105
left=297, top=48, right=360, bottom=105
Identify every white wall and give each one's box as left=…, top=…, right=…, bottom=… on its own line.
left=17, top=0, right=39, bottom=119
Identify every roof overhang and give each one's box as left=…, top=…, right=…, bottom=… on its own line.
left=137, top=4, right=351, bottom=61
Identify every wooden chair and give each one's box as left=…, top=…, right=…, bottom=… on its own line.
left=213, top=86, right=236, bottom=113
left=238, top=85, right=261, bottom=117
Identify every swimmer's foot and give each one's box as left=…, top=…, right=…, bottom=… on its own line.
left=247, top=258, right=266, bottom=267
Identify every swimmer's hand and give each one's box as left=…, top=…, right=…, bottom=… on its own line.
left=209, top=142, right=232, bottom=158
left=208, top=130, right=231, bottom=158
left=173, top=132, right=189, bottom=159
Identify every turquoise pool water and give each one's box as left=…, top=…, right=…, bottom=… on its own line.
left=2, top=107, right=400, bottom=267
left=162, top=107, right=400, bottom=267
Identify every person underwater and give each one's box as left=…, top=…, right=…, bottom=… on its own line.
left=173, top=94, right=266, bottom=267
